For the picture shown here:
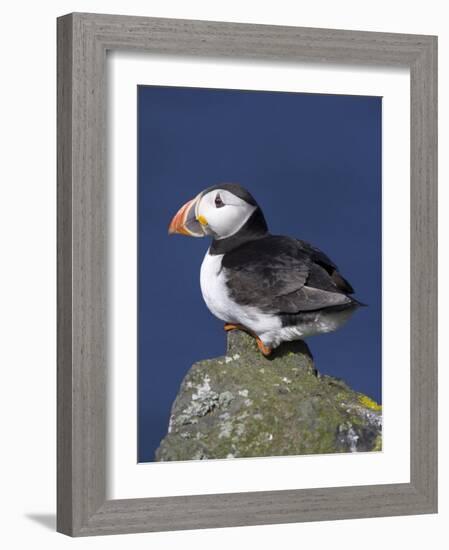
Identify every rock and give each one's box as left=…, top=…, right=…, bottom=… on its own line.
left=155, top=331, right=382, bottom=461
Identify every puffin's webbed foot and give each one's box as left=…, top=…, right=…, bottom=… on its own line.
left=224, top=323, right=247, bottom=332
left=223, top=323, right=272, bottom=357
left=255, top=338, right=272, bottom=357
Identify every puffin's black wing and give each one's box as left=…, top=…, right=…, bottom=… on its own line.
left=222, top=235, right=354, bottom=314
left=295, top=239, right=354, bottom=294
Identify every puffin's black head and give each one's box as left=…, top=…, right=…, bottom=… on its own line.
left=168, top=183, right=268, bottom=249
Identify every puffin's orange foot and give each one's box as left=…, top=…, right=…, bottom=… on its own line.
left=224, top=323, right=247, bottom=332
left=256, top=338, right=272, bottom=357
left=224, top=324, right=272, bottom=356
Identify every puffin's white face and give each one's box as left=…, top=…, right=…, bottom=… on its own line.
left=195, top=189, right=256, bottom=239
left=168, top=187, right=257, bottom=239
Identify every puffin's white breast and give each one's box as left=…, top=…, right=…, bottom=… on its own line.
left=199, top=250, right=280, bottom=334
left=199, top=252, right=238, bottom=323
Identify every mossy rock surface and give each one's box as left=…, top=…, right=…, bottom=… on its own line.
left=155, top=331, right=381, bottom=461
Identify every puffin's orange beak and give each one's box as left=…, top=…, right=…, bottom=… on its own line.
left=168, top=195, right=205, bottom=237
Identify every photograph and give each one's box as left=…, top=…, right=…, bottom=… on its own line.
left=137, top=85, right=382, bottom=462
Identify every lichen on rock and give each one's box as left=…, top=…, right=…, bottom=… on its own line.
left=155, top=331, right=382, bottom=461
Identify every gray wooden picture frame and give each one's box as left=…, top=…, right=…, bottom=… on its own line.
left=57, top=12, right=438, bottom=537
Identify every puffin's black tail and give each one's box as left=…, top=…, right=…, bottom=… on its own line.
left=350, top=297, right=368, bottom=307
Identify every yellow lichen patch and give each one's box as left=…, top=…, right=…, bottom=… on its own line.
left=372, top=435, right=382, bottom=452
left=358, top=395, right=382, bottom=411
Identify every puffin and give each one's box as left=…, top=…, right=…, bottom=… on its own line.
left=168, top=183, right=363, bottom=356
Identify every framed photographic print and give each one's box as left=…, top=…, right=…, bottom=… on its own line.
left=57, top=13, right=437, bottom=536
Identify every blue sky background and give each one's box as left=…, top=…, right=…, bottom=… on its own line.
left=138, top=85, right=382, bottom=463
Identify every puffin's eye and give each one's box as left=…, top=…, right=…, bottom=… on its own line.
left=214, top=193, right=224, bottom=208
